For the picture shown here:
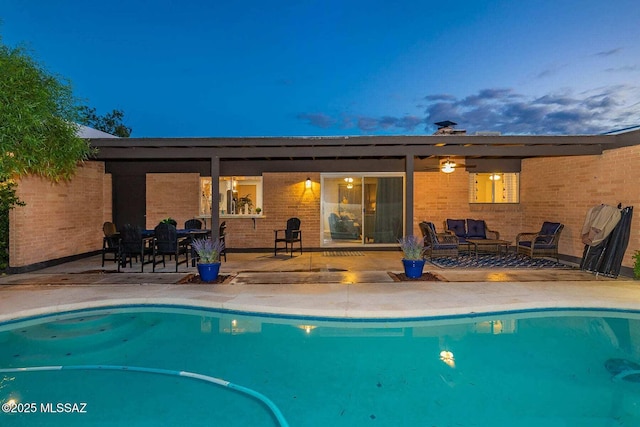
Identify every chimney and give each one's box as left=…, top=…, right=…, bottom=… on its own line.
left=433, top=120, right=466, bottom=135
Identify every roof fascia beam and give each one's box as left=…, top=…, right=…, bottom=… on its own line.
left=92, top=143, right=604, bottom=160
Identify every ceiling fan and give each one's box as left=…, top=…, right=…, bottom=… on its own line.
left=420, top=157, right=477, bottom=173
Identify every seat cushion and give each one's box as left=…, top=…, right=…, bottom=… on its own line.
left=466, top=219, right=487, bottom=239
left=540, top=221, right=561, bottom=235
left=446, top=219, right=466, bottom=238
left=434, top=243, right=458, bottom=249
left=538, top=222, right=561, bottom=244
left=533, top=242, right=556, bottom=249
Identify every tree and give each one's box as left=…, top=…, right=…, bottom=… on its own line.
left=0, top=36, right=93, bottom=268
left=78, top=106, right=132, bottom=137
left=0, top=39, right=93, bottom=180
left=0, top=179, right=24, bottom=269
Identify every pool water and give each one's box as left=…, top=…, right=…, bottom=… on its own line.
left=2, top=306, right=640, bottom=426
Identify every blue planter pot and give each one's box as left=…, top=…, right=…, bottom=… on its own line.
left=197, top=262, right=221, bottom=282
left=402, top=258, right=426, bottom=279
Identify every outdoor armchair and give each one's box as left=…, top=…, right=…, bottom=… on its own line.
left=419, top=221, right=459, bottom=259
left=516, top=222, right=564, bottom=261
left=274, top=217, right=302, bottom=257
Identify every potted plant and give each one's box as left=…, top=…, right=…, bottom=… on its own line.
left=160, top=217, right=177, bottom=226
left=398, top=235, right=426, bottom=278
left=237, top=194, right=253, bottom=214
left=191, top=237, right=225, bottom=282
left=633, top=250, right=640, bottom=280
left=255, top=207, right=262, bottom=215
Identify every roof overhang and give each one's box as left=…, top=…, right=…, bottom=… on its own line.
left=88, top=132, right=637, bottom=162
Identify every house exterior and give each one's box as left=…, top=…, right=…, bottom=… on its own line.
left=8, top=129, right=640, bottom=274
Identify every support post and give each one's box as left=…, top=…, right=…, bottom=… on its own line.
left=210, top=156, right=220, bottom=235
left=405, top=154, right=414, bottom=237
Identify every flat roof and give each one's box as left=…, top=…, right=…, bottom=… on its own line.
left=88, top=130, right=640, bottom=161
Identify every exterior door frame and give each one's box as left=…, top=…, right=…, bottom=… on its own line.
left=320, top=172, right=405, bottom=247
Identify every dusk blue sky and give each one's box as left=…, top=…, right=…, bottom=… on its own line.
left=2, top=0, right=639, bottom=137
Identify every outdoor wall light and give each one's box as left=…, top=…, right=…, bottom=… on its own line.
left=305, top=177, right=312, bottom=189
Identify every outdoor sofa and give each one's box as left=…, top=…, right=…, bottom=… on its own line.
left=445, top=219, right=500, bottom=249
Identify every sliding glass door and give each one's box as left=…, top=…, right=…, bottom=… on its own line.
left=321, top=174, right=404, bottom=246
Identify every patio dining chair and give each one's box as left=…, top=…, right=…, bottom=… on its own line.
left=102, top=221, right=119, bottom=266
left=274, top=217, right=302, bottom=257
left=219, top=221, right=227, bottom=262
left=118, top=224, right=154, bottom=272
left=152, top=223, right=190, bottom=272
left=419, top=221, right=459, bottom=259
left=184, top=218, right=203, bottom=230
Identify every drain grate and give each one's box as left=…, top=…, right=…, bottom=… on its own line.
left=323, top=251, right=364, bottom=257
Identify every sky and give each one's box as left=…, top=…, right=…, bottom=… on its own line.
left=2, top=0, right=640, bottom=137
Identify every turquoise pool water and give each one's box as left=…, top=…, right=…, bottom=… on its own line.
left=2, top=306, right=640, bottom=426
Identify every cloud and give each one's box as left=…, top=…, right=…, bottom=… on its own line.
left=276, top=78, right=295, bottom=86
left=337, top=114, right=423, bottom=133
left=605, top=65, right=638, bottom=73
left=296, top=112, right=335, bottom=128
left=593, top=48, right=622, bottom=57
left=424, top=94, right=457, bottom=102
left=536, top=63, right=569, bottom=79
left=421, top=86, right=639, bottom=134
left=297, top=85, right=640, bottom=135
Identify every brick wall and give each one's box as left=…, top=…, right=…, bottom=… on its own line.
left=9, top=145, right=639, bottom=269
left=522, top=145, right=640, bottom=266
left=146, top=173, right=201, bottom=229
left=143, top=172, right=320, bottom=249
left=412, top=171, right=523, bottom=242
left=413, top=144, right=639, bottom=269
left=223, top=173, right=321, bottom=249
left=9, top=161, right=111, bottom=267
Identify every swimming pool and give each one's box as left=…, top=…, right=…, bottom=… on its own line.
left=2, top=305, right=640, bottom=426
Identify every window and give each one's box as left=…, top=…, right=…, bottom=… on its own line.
left=469, top=173, right=519, bottom=203
left=200, top=176, right=263, bottom=216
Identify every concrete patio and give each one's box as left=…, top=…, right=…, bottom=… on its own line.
left=0, top=251, right=638, bottom=324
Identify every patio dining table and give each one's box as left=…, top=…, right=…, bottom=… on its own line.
left=141, top=229, right=212, bottom=239
left=141, top=229, right=212, bottom=267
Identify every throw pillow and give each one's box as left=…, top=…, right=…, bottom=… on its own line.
left=466, top=219, right=487, bottom=239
